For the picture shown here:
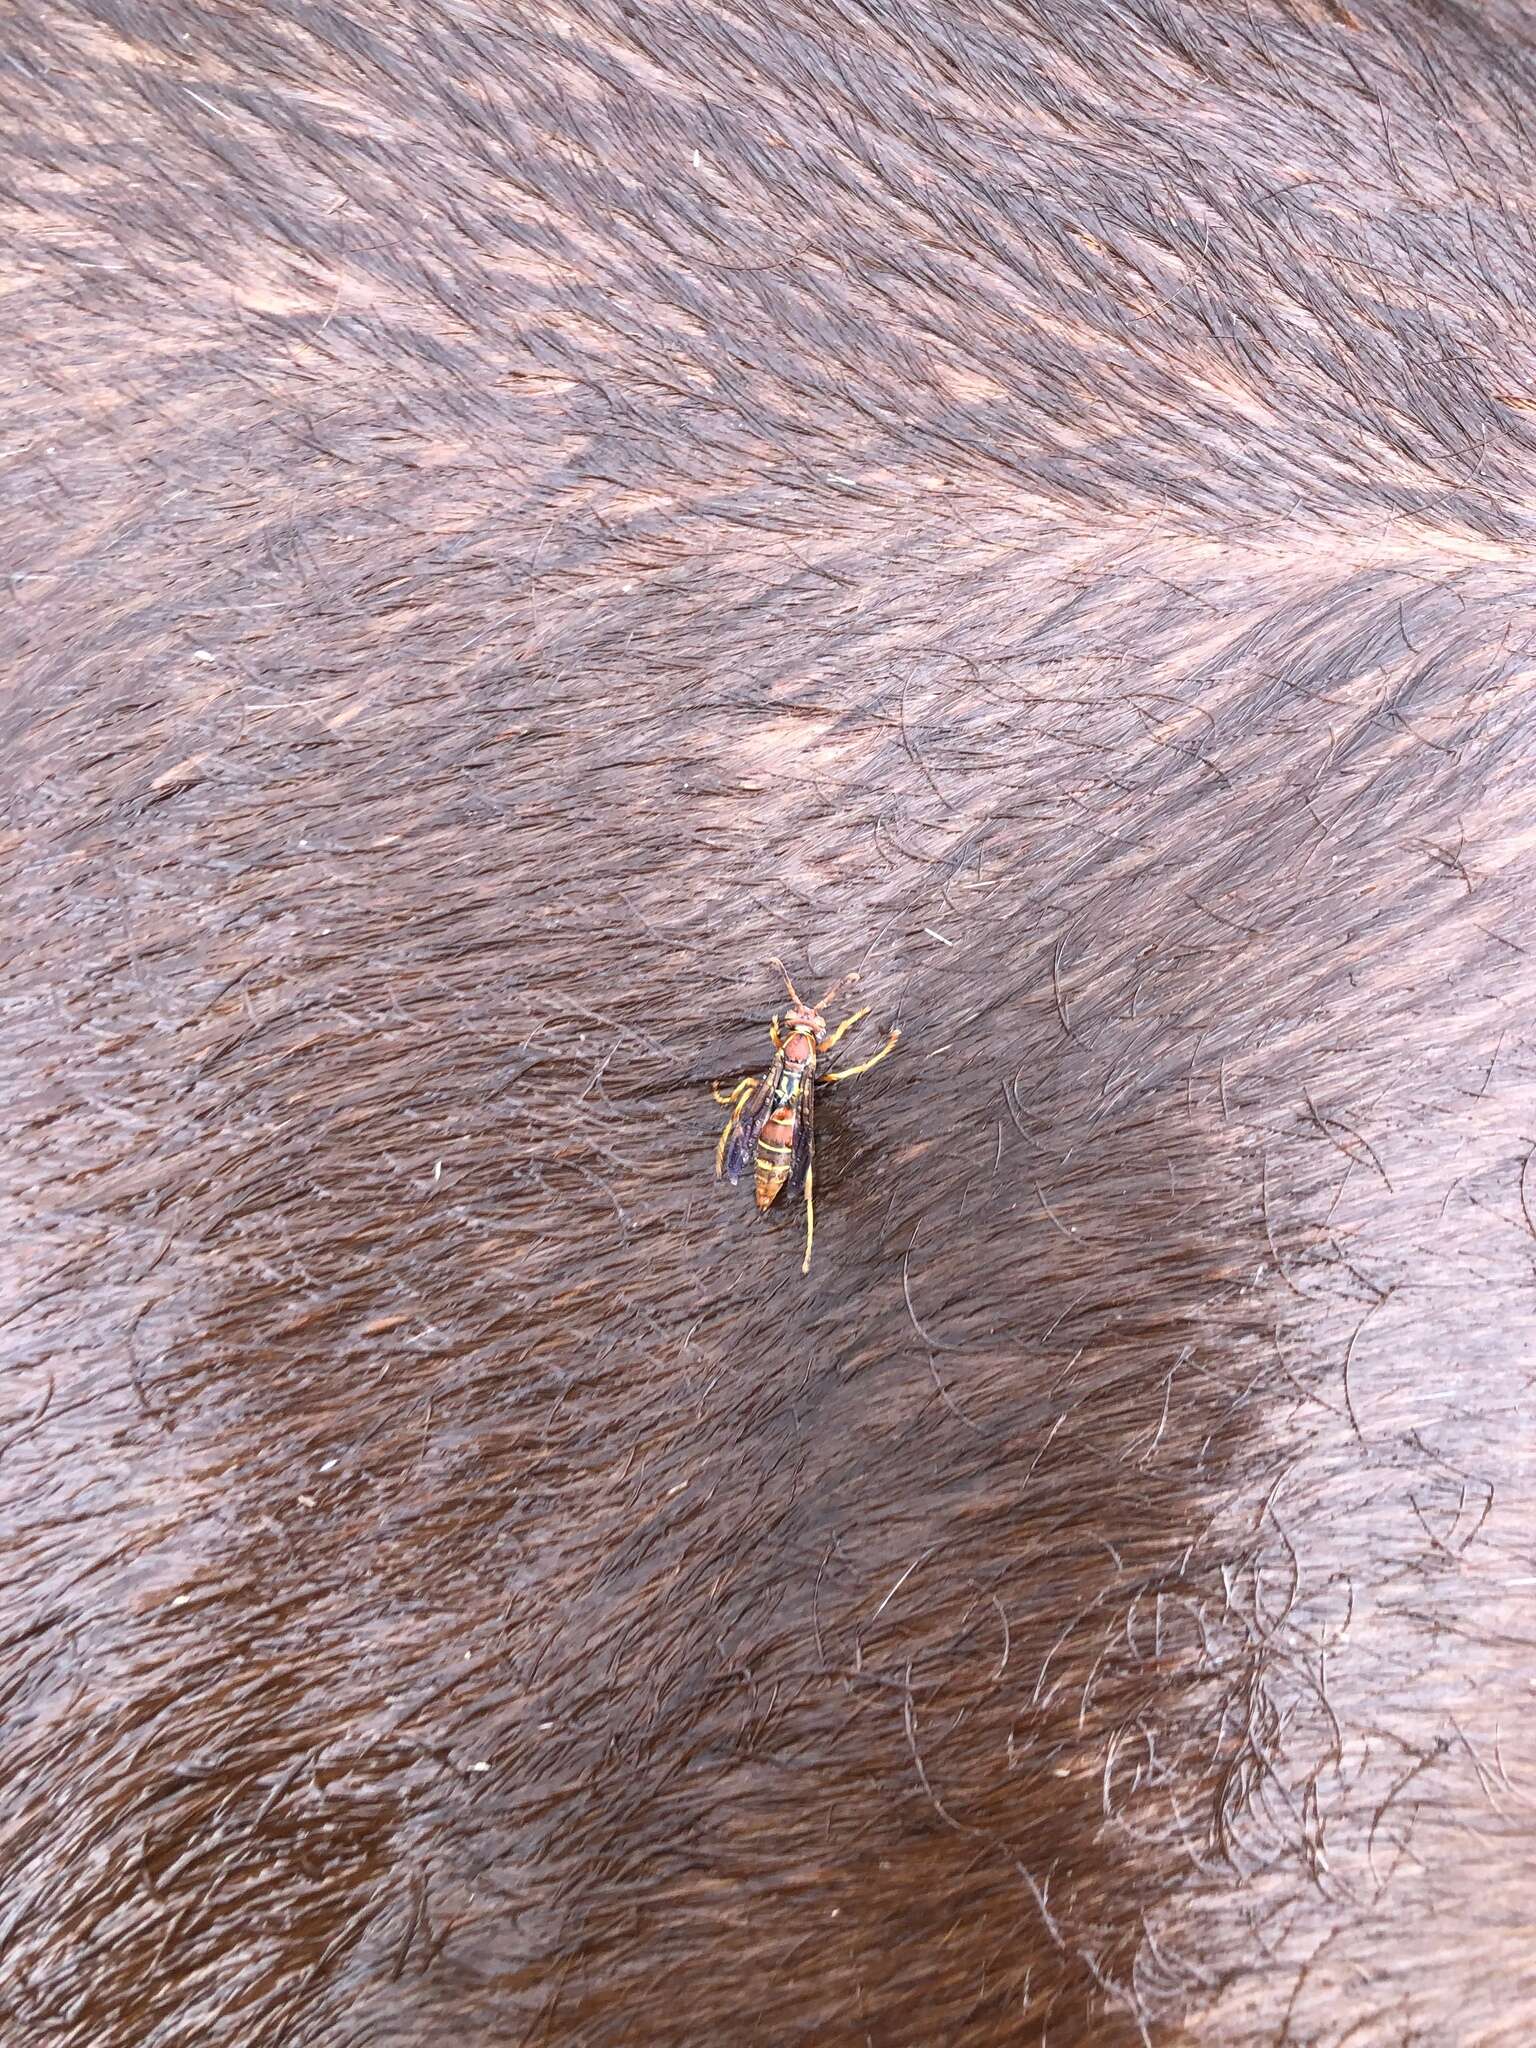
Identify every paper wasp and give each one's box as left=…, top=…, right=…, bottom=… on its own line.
left=713, top=961, right=900, bottom=1273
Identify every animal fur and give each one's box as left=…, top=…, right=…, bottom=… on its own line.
left=4, top=2, right=1536, bottom=2042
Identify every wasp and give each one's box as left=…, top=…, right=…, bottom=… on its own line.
left=713, top=961, right=901, bottom=1273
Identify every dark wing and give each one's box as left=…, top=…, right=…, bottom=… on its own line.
left=784, top=1069, right=814, bottom=1202
left=724, top=1065, right=776, bottom=1184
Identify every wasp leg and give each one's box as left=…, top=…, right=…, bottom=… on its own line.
left=817, top=1005, right=871, bottom=1058
left=821, top=1028, right=900, bottom=1086
left=713, top=1076, right=759, bottom=1175
left=712, top=1074, right=759, bottom=1106
left=801, top=1157, right=815, bottom=1274
left=714, top=1104, right=742, bottom=1176
left=769, top=1013, right=784, bottom=1051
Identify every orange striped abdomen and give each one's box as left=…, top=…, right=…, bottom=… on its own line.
left=754, top=1101, right=799, bottom=1208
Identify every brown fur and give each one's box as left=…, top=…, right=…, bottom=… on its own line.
left=5, top=1, right=1536, bottom=2042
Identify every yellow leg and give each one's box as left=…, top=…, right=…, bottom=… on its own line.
left=769, top=1014, right=784, bottom=1051
left=712, top=1073, right=758, bottom=1106
left=817, top=1005, right=870, bottom=1058
left=801, top=1158, right=815, bottom=1274
left=714, top=1076, right=758, bottom=1174
left=822, top=1028, right=900, bottom=1086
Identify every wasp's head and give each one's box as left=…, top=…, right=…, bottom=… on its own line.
left=770, top=958, right=858, bottom=1041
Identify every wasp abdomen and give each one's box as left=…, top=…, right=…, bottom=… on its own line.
left=754, top=1104, right=799, bottom=1207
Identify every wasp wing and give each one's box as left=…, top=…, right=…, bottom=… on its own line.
left=723, top=1064, right=777, bottom=1184
left=784, top=1068, right=814, bottom=1203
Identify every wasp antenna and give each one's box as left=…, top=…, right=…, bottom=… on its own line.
left=816, top=968, right=860, bottom=1009
left=769, top=956, right=804, bottom=1006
